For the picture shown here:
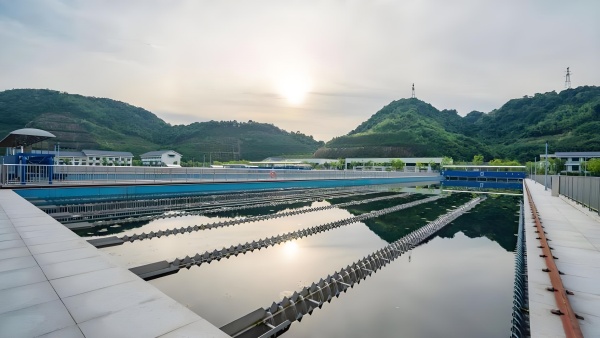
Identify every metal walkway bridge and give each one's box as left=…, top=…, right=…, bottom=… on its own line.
left=442, top=165, right=526, bottom=190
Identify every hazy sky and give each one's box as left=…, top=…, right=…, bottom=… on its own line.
left=1, top=1, right=599, bottom=141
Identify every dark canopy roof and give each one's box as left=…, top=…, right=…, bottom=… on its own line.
left=0, top=128, right=56, bottom=147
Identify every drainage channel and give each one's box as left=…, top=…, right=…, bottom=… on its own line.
left=128, top=195, right=446, bottom=281
left=88, top=193, right=415, bottom=248
left=38, top=186, right=350, bottom=208
left=221, top=196, right=486, bottom=338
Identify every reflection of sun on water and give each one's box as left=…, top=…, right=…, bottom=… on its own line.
left=283, top=240, right=299, bottom=258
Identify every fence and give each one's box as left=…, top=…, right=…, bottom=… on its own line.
left=559, top=176, right=600, bottom=213
left=0, top=164, right=439, bottom=187
left=530, top=174, right=552, bottom=188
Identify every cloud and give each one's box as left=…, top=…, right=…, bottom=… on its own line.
left=1, top=0, right=599, bottom=141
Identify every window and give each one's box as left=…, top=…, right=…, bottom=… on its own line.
left=572, top=165, right=579, bottom=171
left=571, top=157, right=579, bottom=162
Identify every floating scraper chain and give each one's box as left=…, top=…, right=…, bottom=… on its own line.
left=117, top=193, right=413, bottom=244
left=129, top=194, right=446, bottom=280
left=90, top=188, right=385, bottom=226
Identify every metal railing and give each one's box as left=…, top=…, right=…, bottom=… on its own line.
left=0, top=164, right=439, bottom=187
left=530, top=174, right=552, bottom=188
left=559, top=176, right=600, bottom=213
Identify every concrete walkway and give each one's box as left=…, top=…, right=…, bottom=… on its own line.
left=0, top=190, right=228, bottom=338
left=524, top=179, right=600, bottom=337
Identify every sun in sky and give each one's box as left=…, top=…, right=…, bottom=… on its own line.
left=277, top=71, right=311, bottom=105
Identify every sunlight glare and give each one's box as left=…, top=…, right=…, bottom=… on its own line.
left=278, top=73, right=311, bottom=105
left=283, top=240, right=299, bottom=257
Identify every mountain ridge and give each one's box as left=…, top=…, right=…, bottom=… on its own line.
left=0, top=89, right=324, bottom=161
left=1, top=86, right=599, bottom=163
left=317, top=86, right=600, bottom=162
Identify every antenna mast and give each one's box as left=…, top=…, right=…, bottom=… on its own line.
left=565, top=67, right=572, bottom=89
left=411, top=83, right=415, bottom=98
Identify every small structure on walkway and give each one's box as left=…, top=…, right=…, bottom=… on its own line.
left=0, top=128, right=56, bottom=153
left=0, top=128, right=56, bottom=184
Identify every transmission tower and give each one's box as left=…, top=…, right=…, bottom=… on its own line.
left=411, top=83, right=415, bottom=98
left=565, top=67, right=571, bottom=89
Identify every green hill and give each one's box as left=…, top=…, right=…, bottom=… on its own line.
left=2, top=87, right=598, bottom=163
left=465, top=86, right=600, bottom=162
left=316, top=86, right=600, bottom=162
left=315, top=98, right=495, bottom=160
left=0, top=89, right=323, bottom=161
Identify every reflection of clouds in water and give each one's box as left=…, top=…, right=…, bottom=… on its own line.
left=280, top=290, right=293, bottom=299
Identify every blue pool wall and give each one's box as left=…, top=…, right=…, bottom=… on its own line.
left=14, top=177, right=442, bottom=200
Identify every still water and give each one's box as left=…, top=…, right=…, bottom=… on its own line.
left=91, top=191, right=519, bottom=338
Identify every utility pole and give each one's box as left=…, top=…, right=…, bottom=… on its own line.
left=565, top=67, right=572, bottom=89
left=544, top=141, right=548, bottom=191
left=411, top=83, right=416, bottom=98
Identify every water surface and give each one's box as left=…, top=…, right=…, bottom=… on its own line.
left=93, top=192, right=519, bottom=337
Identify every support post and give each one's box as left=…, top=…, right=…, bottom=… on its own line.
left=534, top=157, right=537, bottom=183
left=544, top=142, right=548, bottom=191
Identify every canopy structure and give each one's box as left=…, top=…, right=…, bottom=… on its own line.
left=0, top=128, right=56, bottom=148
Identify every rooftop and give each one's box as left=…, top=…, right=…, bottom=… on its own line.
left=0, top=128, right=56, bottom=148
left=140, top=150, right=181, bottom=157
left=82, top=150, right=133, bottom=157
left=554, top=151, right=600, bottom=157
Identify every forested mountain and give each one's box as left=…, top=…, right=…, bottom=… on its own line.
left=1, top=87, right=598, bottom=163
left=0, top=89, right=323, bottom=161
left=315, top=98, right=495, bottom=160
left=463, top=86, right=600, bottom=162
left=316, top=86, right=600, bottom=162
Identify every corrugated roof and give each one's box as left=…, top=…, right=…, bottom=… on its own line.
left=140, top=150, right=181, bottom=157
left=554, top=152, right=600, bottom=157
left=0, top=128, right=56, bottom=147
left=56, top=151, right=86, bottom=157
left=82, top=149, right=133, bottom=157
left=31, top=150, right=85, bottom=157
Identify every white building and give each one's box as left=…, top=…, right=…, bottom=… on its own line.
left=32, top=149, right=133, bottom=166
left=540, top=151, right=600, bottom=173
left=83, top=150, right=133, bottom=166
left=140, top=150, right=182, bottom=167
